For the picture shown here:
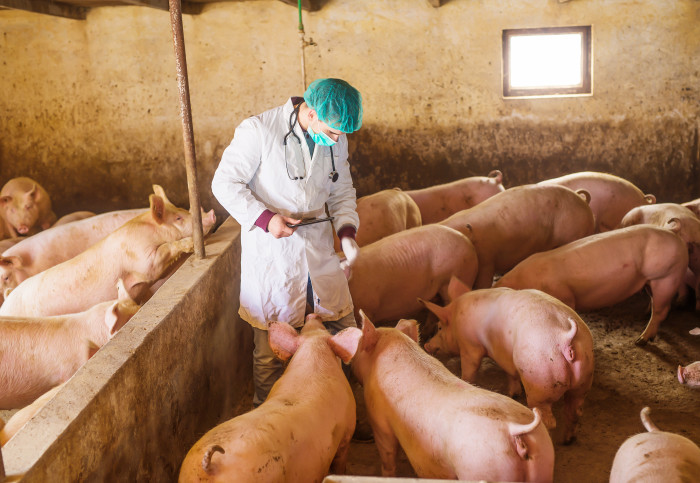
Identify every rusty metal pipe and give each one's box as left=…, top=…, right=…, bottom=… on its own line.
left=168, top=0, right=205, bottom=259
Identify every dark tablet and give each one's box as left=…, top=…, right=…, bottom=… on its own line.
left=286, top=216, right=334, bottom=228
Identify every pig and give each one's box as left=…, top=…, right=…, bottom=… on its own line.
left=0, top=281, right=139, bottom=409
left=420, top=280, right=594, bottom=443
left=52, top=211, right=96, bottom=227
left=0, top=177, right=57, bottom=238
left=678, top=361, right=700, bottom=388
left=609, top=406, right=700, bottom=482
left=346, top=224, right=478, bottom=324
left=0, top=185, right=215, bottom=317
left=0, top=383, right=64, bottom=446
left=0, top=238, right=21, bottom=253
left=440, top=183, right=595, bottom=289
left=405, top=169, right=505, bottom=224
left=328, top=312, right=554, bottom=481
left=332, top=188, right=422, bottom=252
left=178, top=315, right=355, bottom=483
left=538, top=171, right=656, bottom=232
left=495, top=223, right=689, bottom=345
left=682, top=197, right=700, bottom=218
left=0, top=209, right=145, bottom=300
left=620, top=202, right=700, bottom=310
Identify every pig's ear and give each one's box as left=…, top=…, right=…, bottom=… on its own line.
left=644, top=194, right=656, bottom=204
left=152, top=185, right=172, bottom=205
left=27, top=183, right=38, bottom=199
left=268, top=322, right=299, bottom=361
left=396, top=319, right=419, bottom=343
left=149, top=194, right=166, bottom=225
left=418, top=298, right=449, bottom=325
left=665, top=217, right=681, bottom=233
left=575, top=189, right=591, bottom=205
left=3, top=287, right=13, bottom=299
left=104, top=301, right=122, bottom=336
left=116, top=278, right=135, bottom=303
left=488, top=169, right=503, bottom=184
left=447, top=276, right=471, bottom=301
left=359, top=309, right=378, bottom=352
left=86, top=340, right=100, bottom=359
left=0, top=255, right=23, bottom=268
left=328, top=327, right=362, bottom=363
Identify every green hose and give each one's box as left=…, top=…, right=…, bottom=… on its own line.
left=298, top=0, right=304, bottom=32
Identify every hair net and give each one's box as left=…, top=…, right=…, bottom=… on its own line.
left=303, top=78, right=363, bottom=133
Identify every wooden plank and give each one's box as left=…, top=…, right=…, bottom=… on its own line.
left=0, top=0, right=87, bottom=19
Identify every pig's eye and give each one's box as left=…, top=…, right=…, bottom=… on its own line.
left=176, top=216, right=183, bottom=221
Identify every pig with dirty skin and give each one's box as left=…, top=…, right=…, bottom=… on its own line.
left=178, top=315, right=355, bottom=483
left=421, top=278, right=594, bottom=444
left=329, top=312, right=555, bottom=481
left=0, top=185, right=215, bottom=317
left=0, top=177, right=57, bottom=239
left=440, top=183, right=595, bottom=289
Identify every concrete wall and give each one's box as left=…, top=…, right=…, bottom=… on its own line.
left=1, top=219, right=252, bottom=481
left=0, top=0, right=698, bottom=218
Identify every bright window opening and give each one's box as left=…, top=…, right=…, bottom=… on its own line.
left=503, top=26, right=592, bottom=98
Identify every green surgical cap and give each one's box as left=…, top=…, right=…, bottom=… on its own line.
left=303, top=78, right=363, bottom=133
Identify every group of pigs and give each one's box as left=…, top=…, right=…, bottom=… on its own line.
left=180, top=170, right=700, bottom=482
left=0, top=177, right=216, bottom=447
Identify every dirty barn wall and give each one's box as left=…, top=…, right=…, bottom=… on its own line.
left=0, top=0, right=698, bottom=220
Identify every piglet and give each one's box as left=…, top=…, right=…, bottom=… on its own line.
left=0, top=280, right=139, bottom=409
left=178, top=315, right=355, bottom=483
left=538, top=171, right=655, bottom=232
left=0, top=185, right=215, bottom=317
left=421, top=281, right=594, bottom=443
left=678, top=362, right=700, bottom=388
left=609, top=407, right=700, bottom=482
left=329, top=311, right=554, bottom=481
left=406, top=169, right=505, bottom=224
left=0, top=177, right=56, bottom=238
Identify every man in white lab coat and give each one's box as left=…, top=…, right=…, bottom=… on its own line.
left=212, top=78, right=363, bottom=406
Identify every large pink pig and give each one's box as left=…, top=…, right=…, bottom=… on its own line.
left=682, top=197, right=700, bottom=218
left=178, top=315, right=355, bottom=483
left=332, top=188, right=421, bottom=252
left=495, top=223, right=689, bottom=345
left=346, top=224, right=478, bottom=324
left=0, top=185, right=215, bottom=317
left=52, top=211, right=96, bottom=227
left=0, top=282, right=139, bottom=409
left=440, top=184, right=595, bottom=289
left=421, top=280, right=594, bottom=443
left=328, top=312, right=554, bottom=480
left=538, top=171, right=656, bottom=232
left=0, top=177, right=57, bottom=238
left=609, top=407, right=700, bottom=482
left=678, top=361, right=700, bottom=388
left=620, top=202, right=700, bottom=309
left=405, top=169, right=505, bottom=224
left=0, top=209, right=145, bottom=299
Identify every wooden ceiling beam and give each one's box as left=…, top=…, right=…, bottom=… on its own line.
left=0, top=0, right=87, bottom=19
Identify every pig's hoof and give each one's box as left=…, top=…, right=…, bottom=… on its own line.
left=634, top=336, right=649, bottom=346
left=562, top=434, right=577, bottom=446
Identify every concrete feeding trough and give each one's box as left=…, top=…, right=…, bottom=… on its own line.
left=1, top=218, right=253, bottom=481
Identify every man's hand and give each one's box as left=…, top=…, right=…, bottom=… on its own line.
left=268, top=214, right=301, bottom=238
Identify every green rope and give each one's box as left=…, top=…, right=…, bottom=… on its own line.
left=298, top=0, right=304, bottom=32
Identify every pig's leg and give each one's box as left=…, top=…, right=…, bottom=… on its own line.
left=507, top=374, right=523, bottom=397
left=459, top=347, right=485, bottom=382
left=525, top=393, right=556, bottom=430
left=562, top=389, right=587, bottom=444
left=369, top=413, right=399, bottom=476
left=637, top=277, right=679, bottom=345
left=474, top=264, right=496, bottom=290
left=330, top=429, right=353, bottom=474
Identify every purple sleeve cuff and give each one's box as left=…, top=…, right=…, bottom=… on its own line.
left=255, top=209, right=276, bottom=232
left=337, top=225, right=357, bottom=240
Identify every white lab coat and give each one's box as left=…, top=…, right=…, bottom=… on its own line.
left=211, top=98, right=359, bottom=330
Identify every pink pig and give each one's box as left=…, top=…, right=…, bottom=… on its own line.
left=0, top=185, right=215, bottom=317
left=405, top=169, right=505, bottom=224
left=609, top=407, right=700, bottom=482
left=0, top=177, right=57, bottom=238
left=329, top=312, right=554, bottom=481
left=440, top=183, right=595, bottom=289
left=346, top=224, right=478, bottom=324
left=495, top=223, right=689, bottom=345
left=0, top=281, right=139, bottom=409
left=52, top=211, right=96, bottom=227
left=333, top=188, right=421, bottom=252
left=178, top=315, right=355, bottom=483
left=678, top=361, right=700, bottom=388
left=0, top=383, right=64, bottom=446
left=0, top=209, right=145, bottom=299
left=538, top=171, right=656, bottom=232
left=421, top=280, right=594, bottom=443
left=682, top=197, right=700, bottom=218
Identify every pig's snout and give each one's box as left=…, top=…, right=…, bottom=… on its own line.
left=678, top=365, right=685, bottom=384
left=424, top=340, right=439, bottom=355
left=16, top=225, right=29, bottom=234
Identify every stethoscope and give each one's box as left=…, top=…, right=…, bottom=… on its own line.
left=283, top=105, right=339, bottom=182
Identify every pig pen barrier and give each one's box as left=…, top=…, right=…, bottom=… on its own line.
left=0, top=218, right=253, bottom=481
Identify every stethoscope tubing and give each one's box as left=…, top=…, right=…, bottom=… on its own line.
left=284, top=104, right=338, bottom=182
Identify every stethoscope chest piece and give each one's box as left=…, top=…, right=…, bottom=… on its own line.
left=329, top=171, right=339, bottom=182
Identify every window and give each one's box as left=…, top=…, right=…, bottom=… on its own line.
left=502, top=26, right=592, bottom=98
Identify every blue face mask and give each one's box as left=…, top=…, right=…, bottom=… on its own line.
left=308, top=120, right=337, bottom=146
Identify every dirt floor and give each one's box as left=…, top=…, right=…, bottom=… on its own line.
left=345, top=292, right=700, bottom=481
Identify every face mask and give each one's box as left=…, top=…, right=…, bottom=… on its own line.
left=308, top=120, right=337, bottom=146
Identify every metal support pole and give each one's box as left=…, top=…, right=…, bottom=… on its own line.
left=168, top=0, right=205, bottom=259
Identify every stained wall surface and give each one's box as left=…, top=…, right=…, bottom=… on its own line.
left=0, top=0, right=698, bottom=219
